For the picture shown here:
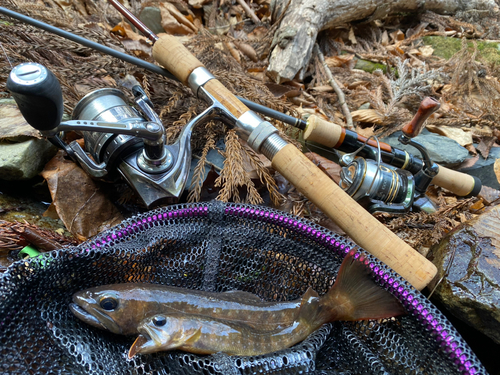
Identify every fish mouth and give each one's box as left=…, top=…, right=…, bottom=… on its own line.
left=128, top=326, right=158, bottom=359
left=70, top=295, right=123, bottom=335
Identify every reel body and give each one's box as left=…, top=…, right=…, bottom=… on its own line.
left=6, top=62, right=201, bottom=208
left=340, top=157, right=414, bottom=214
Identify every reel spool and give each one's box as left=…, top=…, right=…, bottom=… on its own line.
left=340, top=157, right=414, bottom=214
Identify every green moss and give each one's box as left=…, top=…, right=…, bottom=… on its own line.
left=422, top=36, right=500, bottom=65
left=354, top=59, right=389, bottom=73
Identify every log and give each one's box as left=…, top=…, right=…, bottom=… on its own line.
left=267, top=0, right=499, bottom=83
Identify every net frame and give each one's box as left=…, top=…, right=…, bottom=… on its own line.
left=0, top=201, right=488, bottom=374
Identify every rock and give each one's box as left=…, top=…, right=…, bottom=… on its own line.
left=428, top=205, right=500, bottom=344
left=0, top=98, right=42, bottom=141
left=139, top=7, right=165, bottom=36
left=459, top=146, right=500, bottom=190
left=381, top=129, right=470, bottom=168
left=0, top=139, right=57, bottom=180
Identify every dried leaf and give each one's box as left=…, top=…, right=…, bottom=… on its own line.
left=381, top=30, right=389, bottom=46
left=494, top=159, right=500, bottom=185
left=324, top=54, right=355, bottom=69
left=305, top=152, right=341, bottom=183
left=265, top=83, right=299, bottom=97
left=418, top=45, right=434, bottom=57
left=41, top=151, right=123, bottom=241
left=0, top=100, right=42, bottom=141
left=351, top=109, right=384, bottom=124
left=477, top=136, right=496, bottom=159
left=348, top=27, right=357, bottom=44
left=160, top=2, right=197, bottom=35
left=233, top=40, right=258, bottom=62
left=426, top=125, right=473, bottom=147
left=479, top=186, right=500, bottom=206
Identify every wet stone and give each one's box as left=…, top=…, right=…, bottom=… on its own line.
left=0, top=138, right=57, bottom=180
left=459, top=146, right=500, bottom=190
left=381, top=129, right=470, bottom=168
left=139, top=7, right=165, bottom=35
left=428, top=205, right=500, bottom=344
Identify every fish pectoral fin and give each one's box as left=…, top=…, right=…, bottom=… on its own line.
left=182, top=327, right=202, bottom=346
left=128, top=335, right=149, bottom=359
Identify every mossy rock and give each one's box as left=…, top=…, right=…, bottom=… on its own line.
left=422, top=36, right=500, bottom=65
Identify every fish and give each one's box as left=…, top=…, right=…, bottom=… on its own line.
left=128, top=313, right=321, bottom=358
left=125, top=251, right=406, bottom=357
left=70, top=251, right=405, bottom=343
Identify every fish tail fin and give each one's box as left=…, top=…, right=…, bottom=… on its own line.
left=320, top=251, right=406, bottom=322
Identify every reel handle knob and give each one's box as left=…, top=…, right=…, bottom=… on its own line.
left=402, top=97, right=440, bottom=138
left=6, top=62, right=63, bottom=132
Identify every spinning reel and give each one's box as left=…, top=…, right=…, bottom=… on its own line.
left=7, top=62, right=213, bottom=208
left=338, top=98, right=441, bottom=214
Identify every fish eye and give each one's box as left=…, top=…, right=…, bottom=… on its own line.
left=99, top=297, right=118, bottom=311
left=153, top=316, right=167, bottom=327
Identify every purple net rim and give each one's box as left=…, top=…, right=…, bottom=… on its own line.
left=81, top=203, right=481, bottom=375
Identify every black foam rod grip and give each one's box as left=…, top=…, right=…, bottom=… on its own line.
left=6, top=62, right=63, bottom=132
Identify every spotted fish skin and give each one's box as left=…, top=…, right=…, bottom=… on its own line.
left=129, top=313, right=317, bottom=358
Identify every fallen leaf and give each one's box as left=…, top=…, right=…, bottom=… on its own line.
left=41, top=151, right=123, bottom=240
left=469, top=199, right=485, bottom=212
left=426, top=125, right=473, bottom=147
left=305, top=152, right=341, bottom=183
left=457, top=155, right=479, bottom=170
left=477, top=136, right=496, bottom=159
left=324, top=54, right=355, bottom=69
left=390, top=29, right=405, bottom=42
left=495, top=159, right=500, bottom=185
left=381, top=30, right=389, bottom=46
left=188, top=0, right=210, bottom=8
left=348, top=27, right=357, bottom=44
left=479, top=185, right=500, bottom=206
left=265, top=83, right=300, bottom=97
left=160, top=2, right=197, bottom=34
left=418, top=45, right=434, bottom=57
left=0, top=100, right=42, bottom=141
left=311, top=85, right=334, bottom=93
left=233, top=40, right=258, bottom=62
left=465, top=144, right=478, bottom=156
left=351, top=109, right=384, bottom=124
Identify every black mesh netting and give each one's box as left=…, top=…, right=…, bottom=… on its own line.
left=0, top=201, right=487, bottom=375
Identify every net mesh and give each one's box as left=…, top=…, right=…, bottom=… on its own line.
left=0, top=201, right=487, bottom=375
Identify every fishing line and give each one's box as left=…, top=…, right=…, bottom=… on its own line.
left=0, top=41, right=13, bottom=69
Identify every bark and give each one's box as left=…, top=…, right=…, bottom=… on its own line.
left=267, top=0, right=499, bottom=83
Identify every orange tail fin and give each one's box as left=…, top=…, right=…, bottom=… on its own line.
left=321, top=251, right=406, bottom=322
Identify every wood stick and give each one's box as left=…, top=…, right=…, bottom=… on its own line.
left=314, top=44, right=354, bottom=130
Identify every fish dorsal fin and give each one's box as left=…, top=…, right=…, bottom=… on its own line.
left=323, top=251, right=406, bottom=322
left=222, top=290, right=263, bottom=302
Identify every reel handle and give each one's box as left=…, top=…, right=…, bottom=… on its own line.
left=401, top=97, right=440, bottom=138
left=151, top=34, right=436, bottom=290
left=6, top=62, right=63, bottom=132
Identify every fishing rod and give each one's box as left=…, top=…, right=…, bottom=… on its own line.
left=0, top=6, right=480, bottom=202
left=1, top=5, right=438, bottom=289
